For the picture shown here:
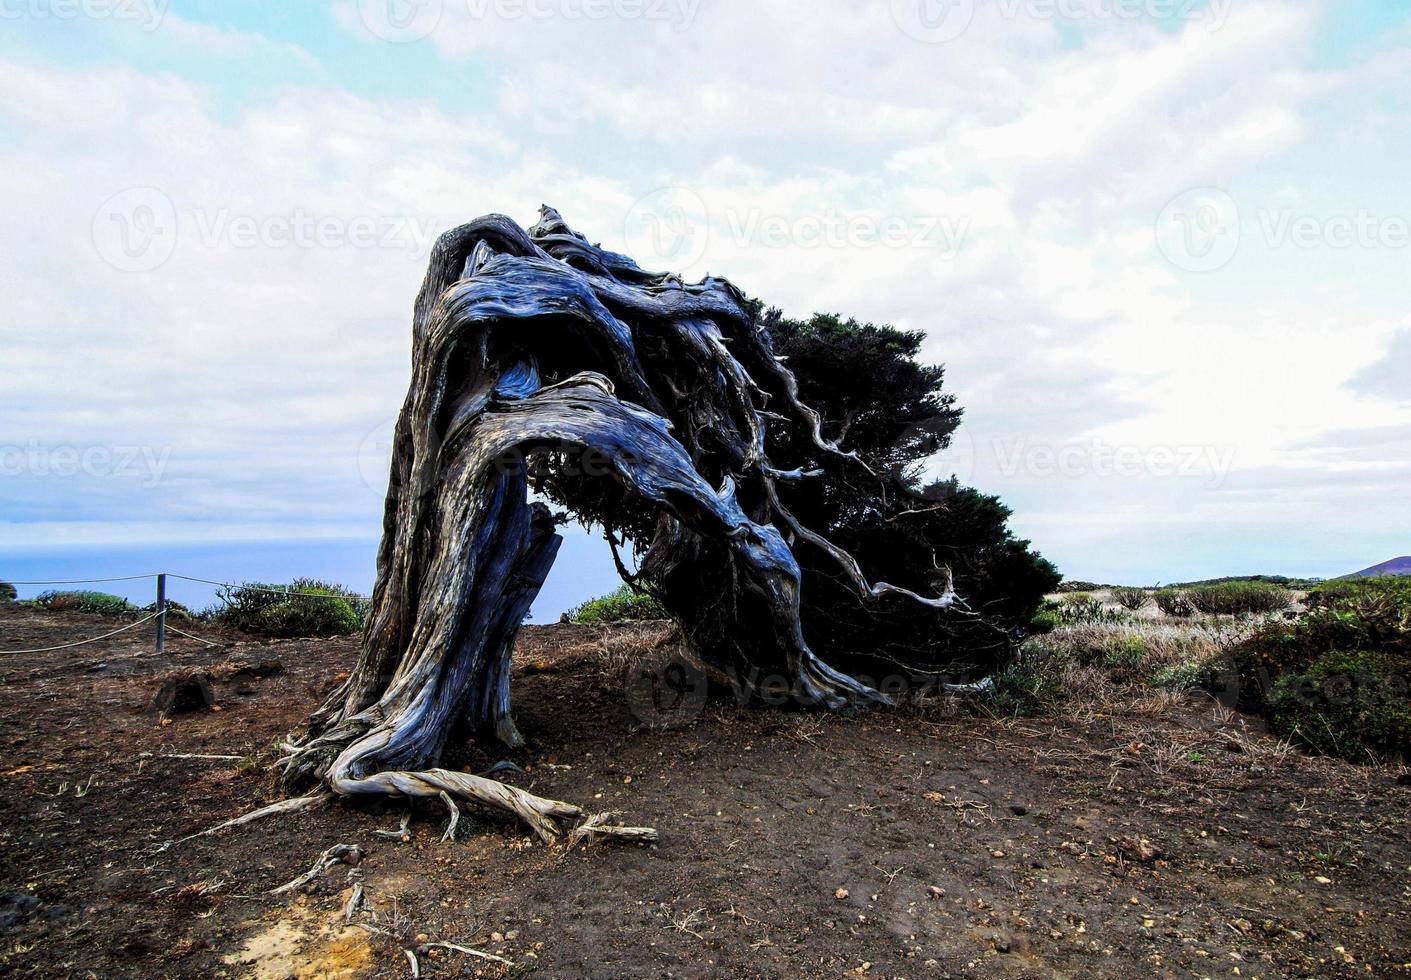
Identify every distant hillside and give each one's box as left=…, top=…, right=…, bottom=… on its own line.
left=1343, top=557, right=1411, bottom=579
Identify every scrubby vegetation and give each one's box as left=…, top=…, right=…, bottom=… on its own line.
left=35, top=590, right=135, bottom=616
left=566, top=584, right=668, bottom=624
left=1109, top=586, right=1150, bottom=611
left=0, top=582, right=15, bottom=602
left=1002, top=577, right=1411, bottom=765
left=1055, top=580, right=1104, bottom=593
left=1153, top=588, right=1196, bottom=617
left=990, top=619, right=1243, bottom=717
left=1231, top=577, right=1410, bottom=763
left=1056, top=594, right=1129, bottom=626
left=212, top=579, right=367, bottom=638
left=1184, top=580, right=1291, bottom=616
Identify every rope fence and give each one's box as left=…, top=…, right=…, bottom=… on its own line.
left=0, top=609, right=162, bottom=655
left=0, top=571, right=372, bottom=656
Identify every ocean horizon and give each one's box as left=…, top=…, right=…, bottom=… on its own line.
left=0, top=529, right=622, bottom=625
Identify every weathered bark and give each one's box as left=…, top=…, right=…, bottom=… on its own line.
left=280, top=207, right=968, bottom=839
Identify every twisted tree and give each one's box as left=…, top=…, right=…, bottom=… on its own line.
left=275, top=207, right=1054, bottom=842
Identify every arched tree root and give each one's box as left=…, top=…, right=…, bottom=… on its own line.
left=326, top=767, right=657, bottom=844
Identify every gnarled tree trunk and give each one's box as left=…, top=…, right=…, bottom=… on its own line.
left=279, top=207, right=968, bottom=840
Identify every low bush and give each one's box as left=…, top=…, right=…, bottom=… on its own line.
left=145, top=600, right=193, bottom=621
left=567, top=584, right=668, bottom=624
left=988, top=663, right=1067, bottom=717
left=1267, top=650, right=1410, bottom=763
left=1231, top=578, right=1411, bottom=762
left=1056, top=596, right=1128, bottom=626
left=1056, top=581, right=1102, bottom=594
left=1185, top=581, right=1291, bottom=617
left=0, top=582, right=16, bottom=602
left=1110, top=587, right=1150, bottom=611
left=1027, top=600, right=1061, bottom=635
left=1153, top=589, right=1195, bottom=617
left=35, top=590, right=135, bottom=616
left=213, top=579, right=367, bottom=638
left=1150, top=656, right=1223, bottom=692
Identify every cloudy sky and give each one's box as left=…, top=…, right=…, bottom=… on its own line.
left=2, top=0, right=1409, bottom=608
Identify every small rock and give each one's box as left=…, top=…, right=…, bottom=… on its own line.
left=1009, top=804, right=1029, bottom=816
left=834, top=888, right=849, bottom=901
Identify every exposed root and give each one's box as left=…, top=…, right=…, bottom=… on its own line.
left=438, top=790, right=461, bottom=843
left=344, top=881, right=364, bottom=922
left=428, top=941, right=515, bottom=967
left=268, top=843, right=361, bottom=896
left=330, top=766, right=585, bottom=843
left=371, top=810, right=413, bottom=842
left=566, top=811, right=661, bottom=848
left=156, top=790, right=331, bottom=852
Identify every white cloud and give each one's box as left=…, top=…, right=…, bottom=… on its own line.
left=4, top=0, right=1411, bottom=586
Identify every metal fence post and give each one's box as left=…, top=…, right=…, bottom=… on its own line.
left=155, top=573, right=167, bottom=655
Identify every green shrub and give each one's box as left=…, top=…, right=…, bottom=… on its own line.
left=0, top=581, right=16, bottom=602
left=213, top=579, right=366, bottom=638
left=1153, top=589, right=1195, bottom=617
left=1056, top=581, right=1102, bottom=594
left=1027, top=601, right=1061, bottom=634
left=1091, top=633, right=1148, bottom=672
left=1267, top=649, right=1411, bottom=763
left=989, top=664, right=1065, bottom=716
left=1306, top=576, right=1411, bottom=612
left=1056, top=597, right=1128, bottom=626
left=36, top=590, right=134, bottom=616
left=1150, top=657, right=1222, bottom=692
left=145, top=600, right=193, bottom=621
left=1230, top=578, right=1411, bottom=762
left=1185, top=581, right=1291, bottom=617
left=567, top=584, right=667, bottom=624
left=1110, top=587, right=1149, bottom=612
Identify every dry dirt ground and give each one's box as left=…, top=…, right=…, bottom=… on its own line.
left=1, top=603, right=1409, bottom=979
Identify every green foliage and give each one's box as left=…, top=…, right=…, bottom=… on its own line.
left=567, top=584, right=668, bottom=624
left=1185, top=581, right=1291, bottom=616
left=1153, top=589, right=1195, bottom=617
left=989, top=663, right=1065, bottom=717
left=0, top=582, right=15, bottom=603
left=1267, top=650, right=1411, bottom=763
left=35, top=590, right=135, bottom=616
left=213, top=579, right=366, bottom=638
left=1055, top=581, right=1103, bottom=593
left=145, top=600, right=193, bottom=621
left=1305, top=576, right=1411, bottom=611
left=1110, top=587, right=1150, bottom=612
left=1056, top=596, right=1128, bottom=626
left=1150, top=657, right=1221, bottom=692
left=757, top=308, right=1060, bottom=676
left=1027, top=600, right=1061, bottom=635
left=1232, top=577, right=1411, bottom=762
